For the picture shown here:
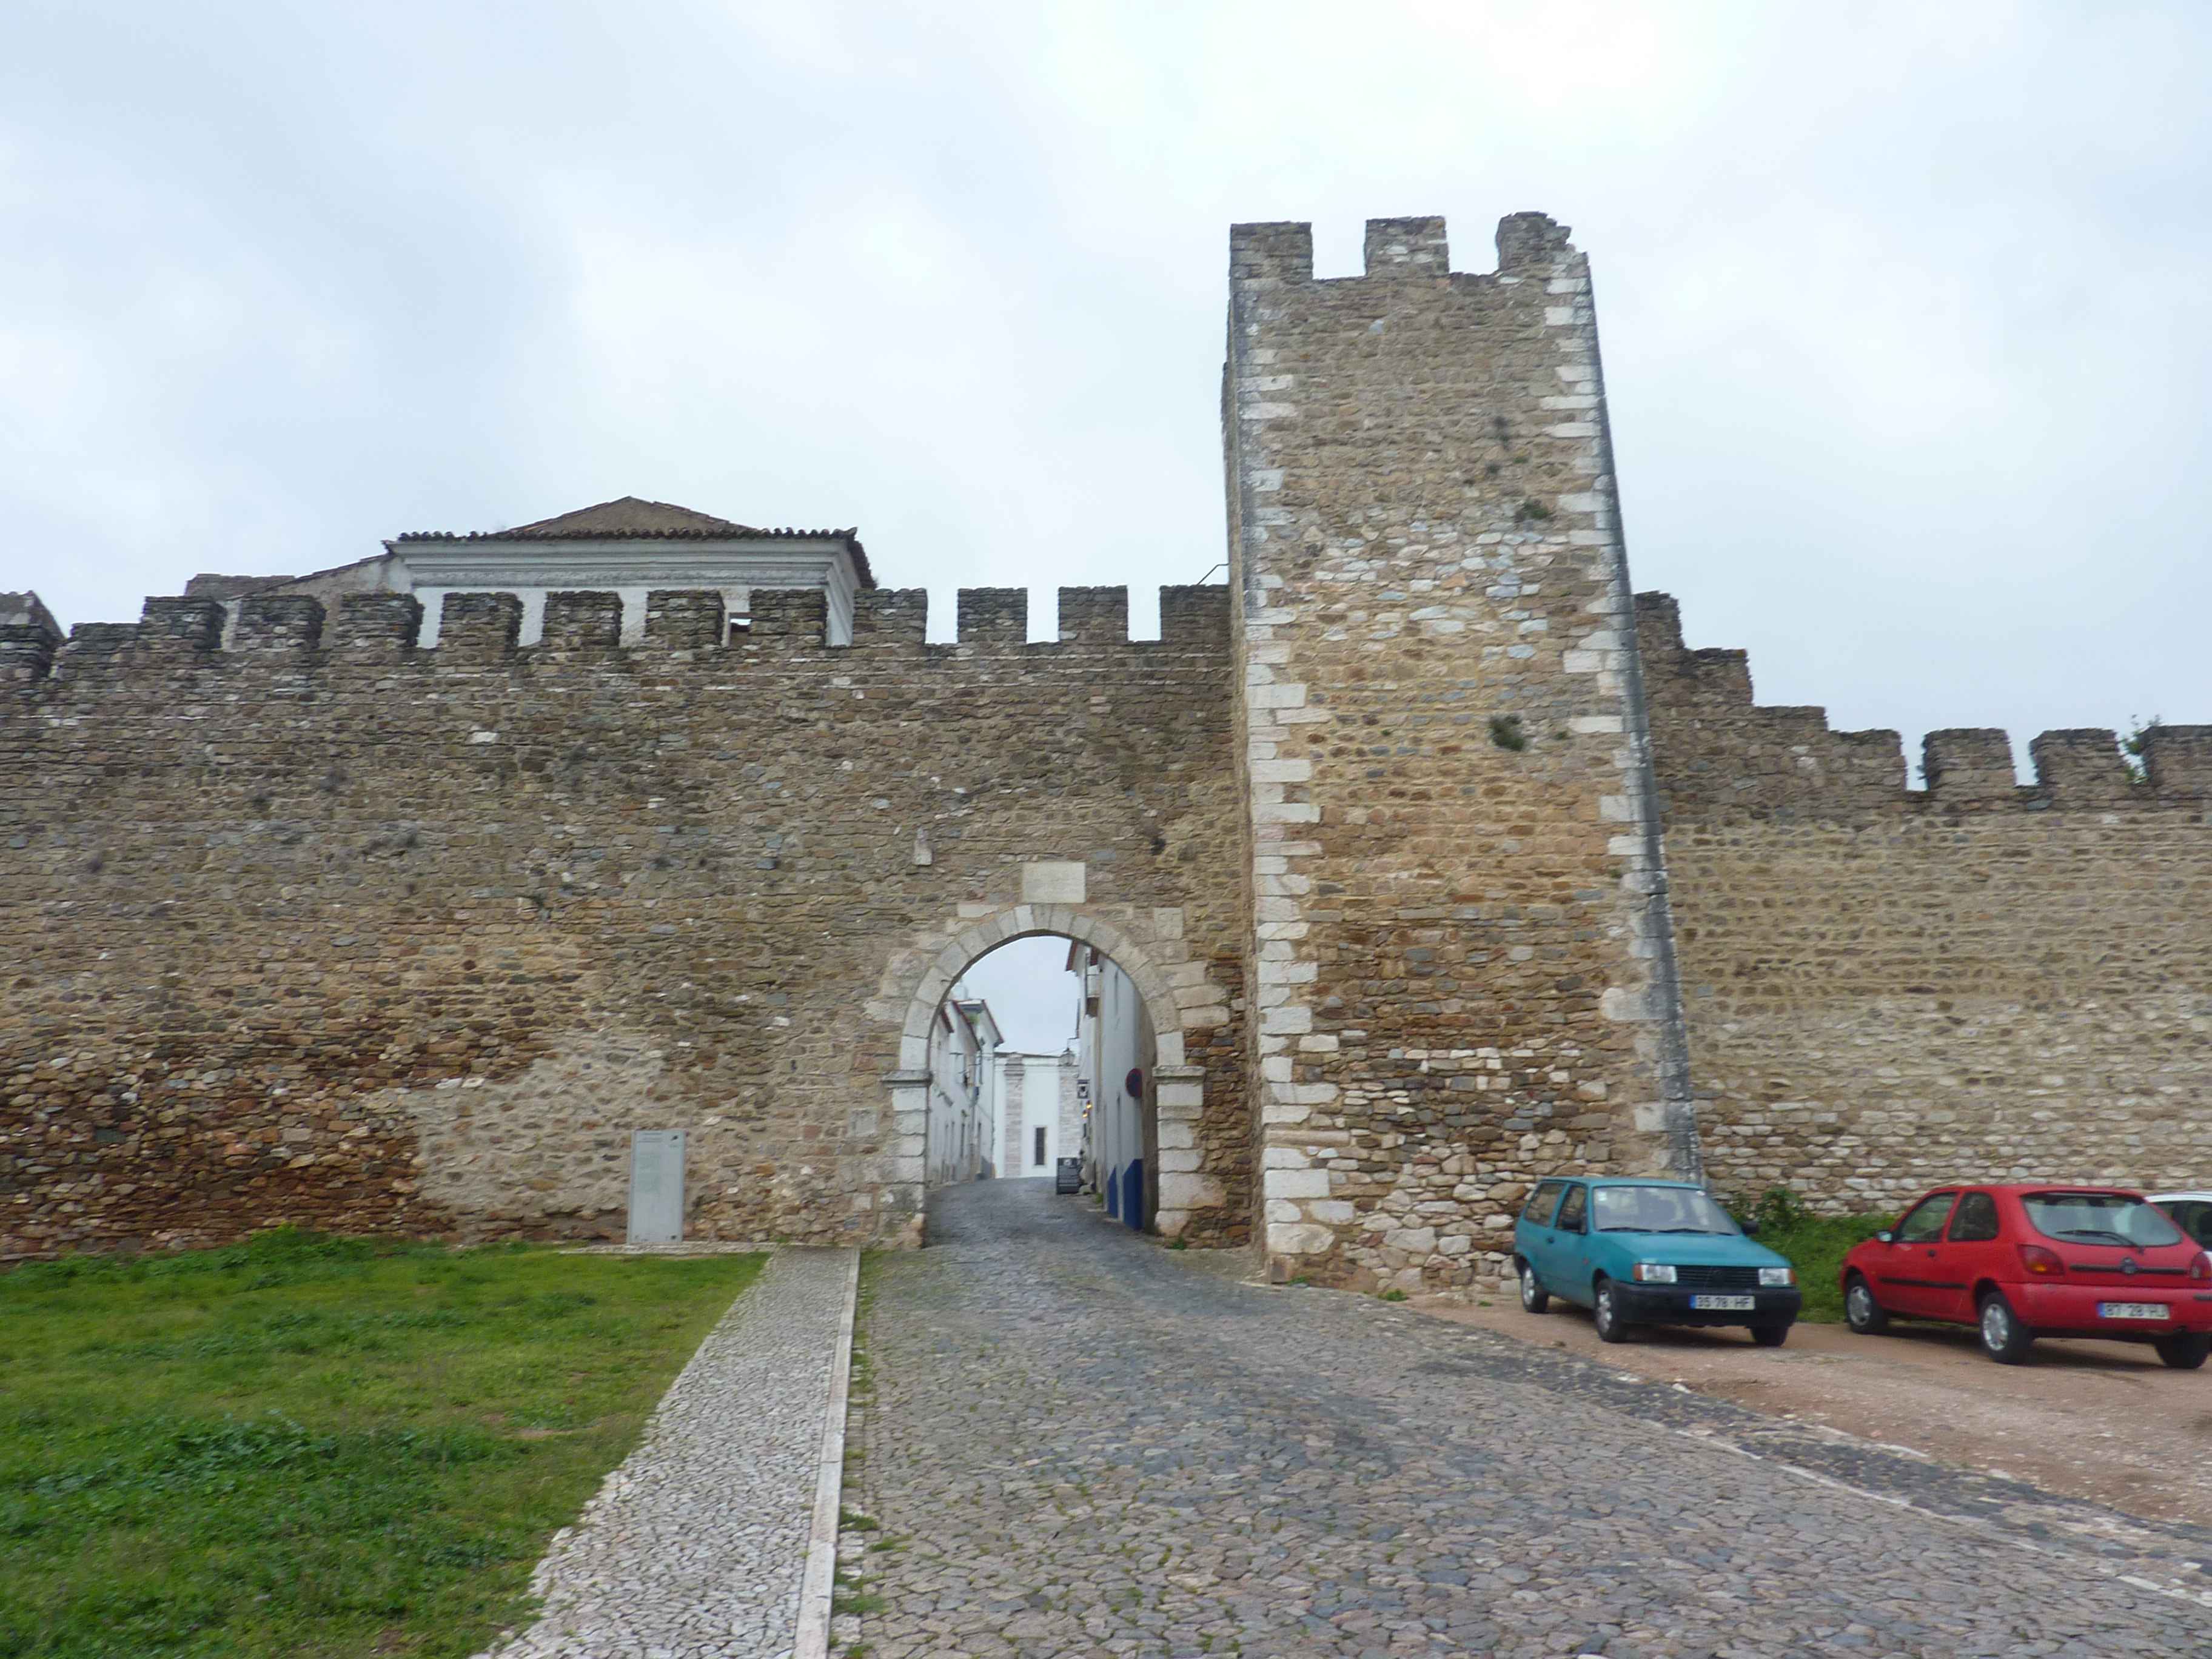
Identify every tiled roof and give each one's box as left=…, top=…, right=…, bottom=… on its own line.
left=392, top=497, right=874, bottom=586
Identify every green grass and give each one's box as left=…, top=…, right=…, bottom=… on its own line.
left=1731, top=1190, right=1895, bottom=1322
left=0, top=1230, right=764, bottom=1659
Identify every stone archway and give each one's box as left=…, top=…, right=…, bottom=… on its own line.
left=878, top=897, right=1212, bottom=1244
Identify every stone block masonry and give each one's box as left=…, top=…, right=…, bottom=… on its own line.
left=0, top=585, right=1248, bottom=1257
left=1638, top=594, right=2212, bottom=1212
left=8, top=207, right=2207, bottom=1278
left=1222, top=213, right=1698, bottom=1292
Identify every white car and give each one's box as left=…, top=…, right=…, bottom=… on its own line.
left=2148, top=1191, right=2212, bottom=1250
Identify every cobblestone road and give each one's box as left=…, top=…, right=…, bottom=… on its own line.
left=844, top=1180, right=2212, bottom=1659
left=486, top=1247, right=853, bottom=1659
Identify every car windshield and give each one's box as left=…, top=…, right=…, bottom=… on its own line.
left=1592, top=1185, right=1738, bottom=1235
left=2022, top=1192, right=2184, bottom=1249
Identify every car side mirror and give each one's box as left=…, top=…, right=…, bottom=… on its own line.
left=1740, top=1220, right=1760, bottom=1238
left=1875, top=1230, right=1895, bottom=1245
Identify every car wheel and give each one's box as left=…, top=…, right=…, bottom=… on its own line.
left=1517, top=1259, right=1550, bottom=1315
left=2154, top=1333, right=2211, bottom=1371
left=1843, top=1275, right=1889, bottom=1335
left=1750, top=1322, right=1790, bottom=1348
left=1977, top=1291, right=2035, bottom=1364
left=1592, top=1276, right=1631, bottom=1344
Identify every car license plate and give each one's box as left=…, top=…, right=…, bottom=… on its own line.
left=2097, top=1302, right=2169, bottom=1321
left=1690, top=1294, right=1755, bottom=1310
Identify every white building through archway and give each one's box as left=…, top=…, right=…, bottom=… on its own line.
left=1070, top=942, right=1158, bottom=1232
left=994, top=1048, right=1081, bottom=1179
left=882, top=898, right=1214, bottom=1245
left=924, top=983, right=1002, bottom=1186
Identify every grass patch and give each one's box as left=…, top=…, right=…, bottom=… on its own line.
left=1728, top=1189, right=1894, bottom=1322
left=0, top=1228, right=763, bottom=1658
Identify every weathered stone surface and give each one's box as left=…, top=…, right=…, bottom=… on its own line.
left=1639, top=594, right=2212, bottom=1212
left=0, top=586, right=1250, bottom=1255
left=1221, top=214, right=1696, bottom=1290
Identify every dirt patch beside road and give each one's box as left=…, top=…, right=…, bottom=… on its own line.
left=1417, top=1295, right=2212, bottom=1526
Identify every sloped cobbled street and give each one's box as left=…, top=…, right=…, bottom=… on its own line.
left=843, top=1179, right=2211, bottom=1659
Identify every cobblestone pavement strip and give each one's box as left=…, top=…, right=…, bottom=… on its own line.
left=483, top=1247, right=856, bottom=1659
left=842, top=1180, right=2212, bottom=1659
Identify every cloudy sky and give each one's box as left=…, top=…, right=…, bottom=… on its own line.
left=5, top=2, right=2207, bottom=1046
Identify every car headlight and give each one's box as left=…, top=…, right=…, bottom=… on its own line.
left=1632, top=1262, right=1677, bottom=1283
left=1758, top=1267, right=1795, bottom=1288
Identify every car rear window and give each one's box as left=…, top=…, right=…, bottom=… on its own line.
left=2022, top=1192, right=2183, bottom=1250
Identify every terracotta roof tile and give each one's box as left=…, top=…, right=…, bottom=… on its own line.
left=392, top=496, right=874, bottom=586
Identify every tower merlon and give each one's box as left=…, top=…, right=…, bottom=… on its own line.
left=333, top=593, right=423, bottom=654
left=744, top=588, right=830, bottom=654
left=853, top=588, right=927, bottom=648
left=542, top=590, right=626, bottom=652
left=236, top=593, right=327, bottom=651
left=2145, top=724, right=2212, bottom=796
left=1923, top=729, right=2018, bottom=799
left=956, top=587, right=1027, bottom=646
left=1228, top=221, right=1313, bottom=284
left=0, top=591, right=63, bottom=683
left=1495, top=211, right=1577, bottom=275
left=138, top=596, right=224, bottom=654
left=437, top=591, right=523, bottom=660
left=1057, top=586, right=1128, bottom=645
left=2029, top=728, right=2132, bottom=802
left=1159, top=585, right=1230, bottom=648
left=642, top=589, right=726, bottom=652
left=1362, top=216, right=1449, bottom=276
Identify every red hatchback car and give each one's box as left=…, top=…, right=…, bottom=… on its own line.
left=1841, top=1184, right=2212, bottom=1367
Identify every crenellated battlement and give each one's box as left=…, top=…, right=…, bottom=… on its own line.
left=1637, top=591, right=2210, bottom=814
left=2, top=583, right=1235, bottom=698
left=0, top=573, right=1245, bottom=1267
left=1228, top=210, right=1581, bottom=289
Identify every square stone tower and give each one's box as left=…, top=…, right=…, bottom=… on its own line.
left=1222, top=213, right=1699, bottom=1289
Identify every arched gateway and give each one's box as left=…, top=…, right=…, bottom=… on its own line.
left=880, top=897, right=1212, bottom=1243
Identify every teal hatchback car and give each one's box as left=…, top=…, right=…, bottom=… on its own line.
left=1513, top=1178, right=1803, bottom=1346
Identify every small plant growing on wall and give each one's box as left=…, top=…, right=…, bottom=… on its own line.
left=1513, top=497, right=1552, bottom=526
left=1488, top=714, right=1527, bottom=752
left=2122, top=715, right=2162, bottom=785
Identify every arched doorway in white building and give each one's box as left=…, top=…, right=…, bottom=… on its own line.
left=883, top=908, right=1205, bottom=1241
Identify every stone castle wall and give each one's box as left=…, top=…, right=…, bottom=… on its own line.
left=7, top=209, right=2206, bottom=1273
left=1638, top=594, right=2212, bottom=1212
left=0, top=584, right=1249, bottom=1258
left=1222, top=213, right=1697, bottom=1293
